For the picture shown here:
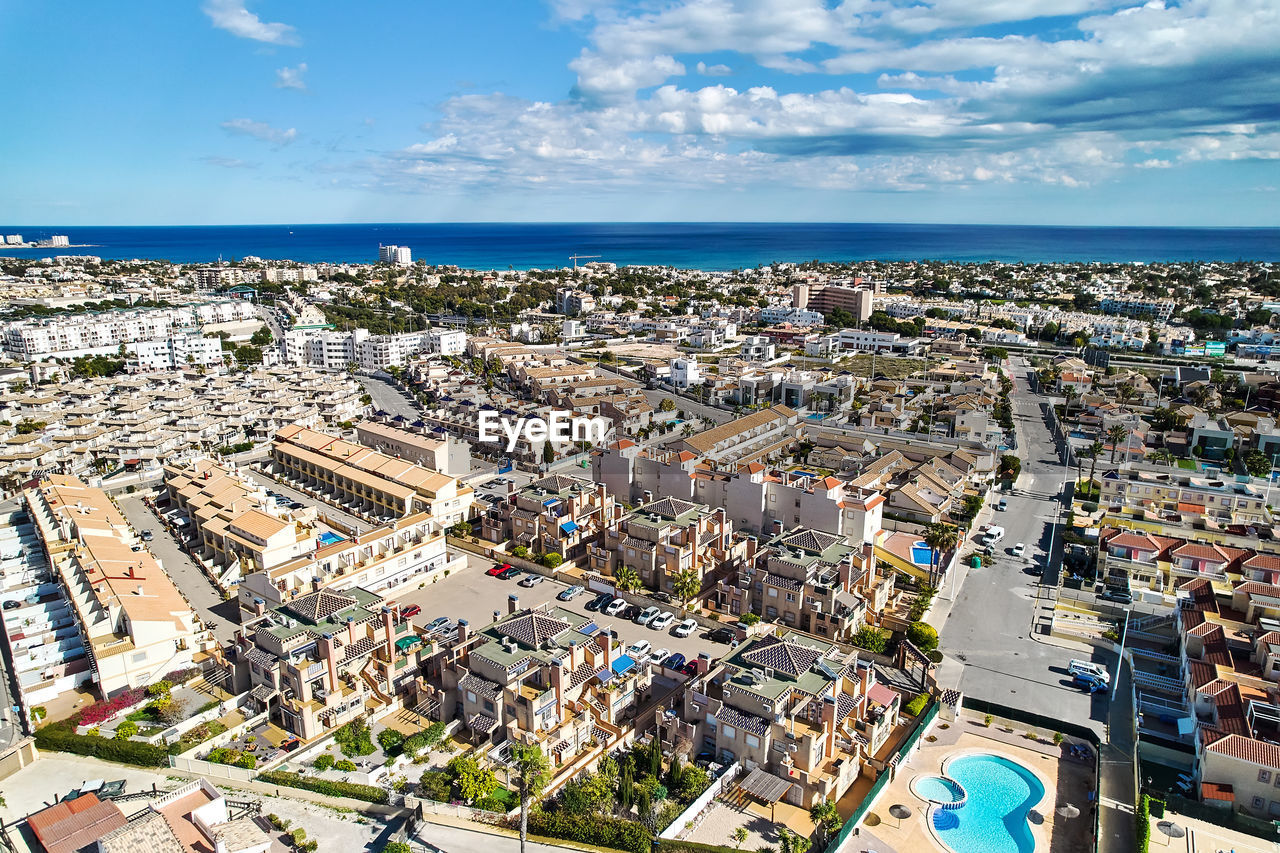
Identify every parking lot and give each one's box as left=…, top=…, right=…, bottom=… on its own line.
left=391, top=553, right=737, bottom=670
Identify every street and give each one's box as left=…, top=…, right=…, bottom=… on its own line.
left=939, top=358, right=1112, bottom=732
left=360, top=374, right=422, bottom=421
left=115, top=495, right=241, bottom=643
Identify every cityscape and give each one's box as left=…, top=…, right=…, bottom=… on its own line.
left=1, top=3, right=1279, bottom=853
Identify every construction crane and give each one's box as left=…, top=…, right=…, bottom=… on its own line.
left=569, top=254, right=601, bottom=270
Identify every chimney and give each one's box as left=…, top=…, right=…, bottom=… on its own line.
left=456, top=619, right=469, bottom=644
left=772, top=518, right=784, bottom=535
left=821, top=695, right=837, bottom=758
left=595, top=630, right=614, bottom=668
left=311, top=576, right=322, bottom=593
left=382, top=606, right=395, bottom=654
left=320, top=633, right=339, bottom=691
left=549, top=660, right=565, bottom=707
left=856, top=659, right=871, bottom=696
left=508, top=592, right=520, bottom=615
left=135, top=584, right=145, bottom=596
left=746, top=535, right=758, bottom=561
left=864, top=541, right=877, bottom=578
left=643, top=490, right=653, bottom=504
left=253, top=597, right=266, bottom=617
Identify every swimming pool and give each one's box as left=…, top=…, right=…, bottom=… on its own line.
left=910, top=541, right=935, bottom=566
left=318, top=532, right=345, bottom=546
left=925, top=753, right=1046, bottom=853
left=912, top=774, right=966, bottom=806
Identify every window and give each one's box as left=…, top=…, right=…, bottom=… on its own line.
left=1261, top=770, right=1273, bottom=784
left=722, top=724, right=736, bottom=740
left=466, top=691, right=477, bottom=703
left=786, top=593, right=797, bottom=603
left=1253, top=796, right=1266, bottom=810
left=745, top=733, right=760, bottom=748
left=483, top=699, right=495, bottom=713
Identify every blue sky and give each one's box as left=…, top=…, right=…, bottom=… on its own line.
left=1, top=0, right=1277, bottom=226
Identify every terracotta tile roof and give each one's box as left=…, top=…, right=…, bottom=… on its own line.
left=1237, top=581, right=1280, bottom=599
left=1201, top=781, right=1235, bottom=801
left=1205, top=733, right=1280, bottom=770
left=27, top=795, right=128, bottom=853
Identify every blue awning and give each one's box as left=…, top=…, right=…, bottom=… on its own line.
left=560, top=520, right=579, bottom=534
left=611, top=654, right=636, bottom=676
left=596, top=668, right=615, bottom=684
left=543, top=498, right=559, bottom=507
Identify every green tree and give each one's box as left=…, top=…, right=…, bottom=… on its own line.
left=1107, top=424, right=1129, bottom=463
left=1086, top=440, right=1104, bottom=491
left=809, top=798, right=843, bottom=848
left=614, top=566, right=641, bottom=593
left=732, top=828, right=749, bottom=849
left=659, top=398, right=676, bottom=412
left=377, top=728, right=404, bottom=756
left=922, top=523, right=960, bottom=588
left=1246, top=449, right=1273, bottom=478
left=850, top=625, right=889, bottom=654
left=542, top=552, right=564, bottom=569
left=512, top=744, right=550, bottom=853
left=778, top=828, right=811, bottom=853
left=1061, top=384, right=1079, bottom=421
left=671, top=568, right=701, bottom=611
left=448, top=754, right=497, bottom=804
left=906, top=621, right=939, bottom=653
left=543, top=442, right=555, bottom=465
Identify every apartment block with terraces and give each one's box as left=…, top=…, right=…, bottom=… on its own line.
left=481, top=473, right=616, bottom=562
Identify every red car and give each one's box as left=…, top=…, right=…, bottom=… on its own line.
left=400, top=604, right=422, bottom=619
left=487, top=563, right=511, bottom=577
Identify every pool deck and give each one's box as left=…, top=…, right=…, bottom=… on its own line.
left=857, top=710, right=1096, bottom=853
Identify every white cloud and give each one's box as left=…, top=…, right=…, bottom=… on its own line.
left=275, top=63, right=307, bottom=90
left=1136, top=158, right=1172, bottom=168
left=221, top=118, right=297, bottom=145
left=570, top=52, right=685, bottom=99
left=696, top=61, right=732, bottom=76
left=203, top=0, right=299, bottom=46
left=201, top=155, right=258, bottom=168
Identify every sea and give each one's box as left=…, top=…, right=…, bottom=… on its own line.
left=0, top=223, right=1277, bottom=270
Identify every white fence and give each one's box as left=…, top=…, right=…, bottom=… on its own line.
left=658, top=761, right=743, bottom=840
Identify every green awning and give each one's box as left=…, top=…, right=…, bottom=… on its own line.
left=395, top=636, right=421, bottom=651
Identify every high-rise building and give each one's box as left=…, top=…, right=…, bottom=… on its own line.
left=378, top=244, right=412, bottom=265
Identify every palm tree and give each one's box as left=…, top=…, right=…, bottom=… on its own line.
left=672, top=568, right=701, bottom=613
left=922, top=523, right=960, bottom=588
left=1108, top=424, right=1129, bottom=464
left=614, top=566, right=642, bottom=594
left=808, top=798, right=843, bottom=848
left=1086, top=440, right=1104, bottom=496
left=777, top=828, right=811, bottom=853
left=512, top=744, right=550, bottom=853
left=1062, top=384, right=1079, bottom=422
left=1116, top=384, right=1137, bottom=410
left=732, top=828, right=749, bottom=850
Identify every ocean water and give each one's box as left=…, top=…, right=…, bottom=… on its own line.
left=0, top=222, right=1277, bottom=270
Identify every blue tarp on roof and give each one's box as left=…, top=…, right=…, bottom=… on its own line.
left=611, top=654, right=636, bottom=676
left=578, top=622, right=598, bottom=635
left=596, top=668, right=615, bottom=684
left=560, top=520, right=579, bottom=534
left=543, top=498, right=559, bottom=507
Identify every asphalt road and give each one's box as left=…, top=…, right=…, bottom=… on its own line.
left=0, top=497, right=23, bottom=749
left=116, top=495, right=240, bottom=643
left=939, top=358, right=1114, bottom=733
left=360, top=374, right=423, bottom=421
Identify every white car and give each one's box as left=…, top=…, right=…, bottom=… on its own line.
left=650, top=611, right=675, bottom=631
left=649, top=647, right=671, bottom=666
left=628, top=640, right=652, bottom=658
left=604, top=597, right=627, bottom=616
left=1011, top=543, right=1026, bottom=557
left=674, top=618, right=697, bottom=638
left=635, top=606, right=660, bottom=626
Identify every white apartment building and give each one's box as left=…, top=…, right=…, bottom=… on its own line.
left=429, top=328, right=467, bottom=356
left=671, top=356, right=701, bottom=388
left=2, top=301, right=257, bottom=360
left=282, top=326, right=448, bottom=371
left=126, top=333, right=224, bottom=372
left=740, top=335, right=777, bottom=361
left=5, top=235, right=23, bottom=245
left=1099, top=296, right=1176, bottom=321
left=833, top=328, right=902, bottom=352
left=47, top=235, right=69, bottom=247
left=378, top=244, right=413, bottom=265
left=759, top=305, right=825, bottom=325
left=194, top=267, right=245, bottom=289
left=556, top=288, right=597, bottom=316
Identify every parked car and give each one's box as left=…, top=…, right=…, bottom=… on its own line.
left=1011, top=543, right=1026, bottom=557
left=628, top=640, right=652, bottom=658
left=996, top=498, right=1008, bottom=511
left=424, top=616, right=450, bottom=634
left=497, top=567, right=523, bottom=580
left=486, top=564, right=510, bottom=577
left=663, top=652, right=687, bottom=670
left=401, top=604, right=422, bottom=619
left=2, top=600, right=20, bottom=610
left=604, top=597, right=628, bottom=616
left=623, top=604, right=643, bottom=620
left=586, top=592, right=612, bottom=612
left=650, top=611, right=675, bottom=631
left=649, top=647, right=671, bottom=666
left=635, top=606, right=660, bottom=626
left=519, top=575, right=544, bottom=588
left=705, top=627, right=736, bottom=644
left=559, top=585, right=585, bottom=602
left=674, top=618, right=697, bottom=638
left=1074, top=673, right=1108, bottom=694
left=652, top=591, right=674, bottom=604
left=681, top=661, right=699, bottom=677
left=1099, top=588, right=1133, bottom=605
left=140, top=530, right=154, bottom=541
left=1069, top=659, right=1110, bottom=684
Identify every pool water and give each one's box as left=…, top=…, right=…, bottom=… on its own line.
left=318, top=532, right=345, bottom=546
left=911, top=541, right=935, bottom=566
left=914, top=775, right=965, bottom=804
left=930, top=754, right=1044, bottom=853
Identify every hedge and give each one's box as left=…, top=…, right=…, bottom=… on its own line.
left=257, top=770, right=389, bottom=804
left=657, top=841, right=739, bottom=853
left=1135, top=794, right=1151, bottom=852
left=524, top=811, right=652, bottom=853
left=35, top=719, right=170, bottom=767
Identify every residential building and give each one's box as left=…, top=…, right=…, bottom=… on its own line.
left=481, top=474, right=615, bottom=561
left=671, top=356, right=701, bottom=389
left=356, top=420, right=471, bottom=477
left=2, top=301, right=257, bottom=360
left=26, top=794, right=128, bottom=853
left=125, top=332, right=224, bottom=372
left=740, top=336, right=777, bottom=362
left=556, top=288, right=597, bottom=316
left=24, top=475, right=202, bottom=698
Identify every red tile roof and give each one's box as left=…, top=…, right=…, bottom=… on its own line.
left=27, top=794, right=128, bottom=853
left=1205, top=733, right=1280, bottom=770
left=1201, top=781, right=1235, bottom=801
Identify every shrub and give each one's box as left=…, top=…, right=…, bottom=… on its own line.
left=850, top=625, right=889, bottom=654
left=34, top=718, right=169, bottom=767
left=418, top=769, right=452, bottom=802
left=256, top=771, right=389, bottom=804
left=983, top=714, right=993, bottom=727
left=1081, top=502, right=1099, bottom=513
left=377, top=728, right=404, bottom=756
left=114, top=721, right=138, bottom=740
left=903, top=693, right=929, bottom=717
left=905, top=621, right=939, bottom=653
left=524, top=810, right=653, bottom=853
left=335, top=759, right=357, bottom=772
left=1135, top=794, right=1151, bottom=852
left=313, top=754, right=335, bottom=771
left=511, top=545, right=530, bottom=559
left=147, top=680, right=173, bottom=696
left=384, top=844, right=412, bottom=853
left=31, top=706, right=47, bottom=721
left=402, top=733, right=427, bottom=757
left=333, top=717, right=375, bottom=758
left=739, top=613, right=760, bottom=626
left=291, top=828, right=307, bottom=845
left=1053, top=732, right=1065, bottom=746
left=79, top=687, right=148, bottom=726
left=542, top=552, right=564, bottom=569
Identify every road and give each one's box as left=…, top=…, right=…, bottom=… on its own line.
left=939, top=358, right=1111, bottom=732
left=360, top=374, right=423, bottom=421
left=0, top=496, right=23, bottom=750
left=241, top=467, right=371, bottom=533
left=116, top=495, right=240, bottom=643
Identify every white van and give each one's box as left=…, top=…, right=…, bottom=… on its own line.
left=996, top=498, right=1008, bottom=512
left=1069, top=659, right=1110, bottom=684
left=985, top=526, right=1006, bottom=545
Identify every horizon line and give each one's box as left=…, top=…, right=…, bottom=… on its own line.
left=3, top=220, right=1280, bottom=230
